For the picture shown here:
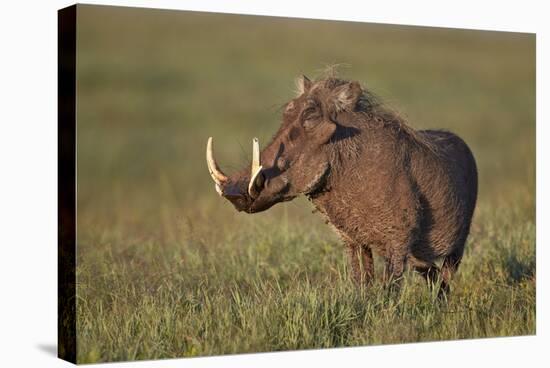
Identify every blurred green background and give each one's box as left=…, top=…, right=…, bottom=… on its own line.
left=75, top=5, right=535, bottom=363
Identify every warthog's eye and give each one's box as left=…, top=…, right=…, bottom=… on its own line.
left=302, top=106, right=316, bottom=118
left=301, top=107, right=320, bottom=130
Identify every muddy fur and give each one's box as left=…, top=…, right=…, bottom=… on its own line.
left=213, top=75, right=478, bottom=296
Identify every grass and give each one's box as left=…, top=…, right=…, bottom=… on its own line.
left=74, top=5, right=535, bottom=363
left=76, top=204, right=535, bottom=362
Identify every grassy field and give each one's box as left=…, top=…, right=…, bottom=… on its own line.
left=75, top=5, right=536, bottom=363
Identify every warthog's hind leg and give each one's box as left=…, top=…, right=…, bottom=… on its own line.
left=410, top=251, right=462, bottom=299
left=412, top=261, right=447, bottom=298
left=440, top=248, right=465, bottom=296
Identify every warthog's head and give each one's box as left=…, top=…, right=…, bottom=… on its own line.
left=206, top=76, right=363, bottom=213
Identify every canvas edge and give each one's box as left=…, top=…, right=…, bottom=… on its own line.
left=58, top=3, right=77, bottom=364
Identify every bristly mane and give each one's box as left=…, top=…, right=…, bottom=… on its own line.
left=311, top=74, right=440, bottom=156
left=306, top=74, right=441, bottom=175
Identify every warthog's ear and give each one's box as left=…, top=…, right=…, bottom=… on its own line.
left=295, top=75, right=312, bottom=96
left=332, top=81, right=363, bottom=111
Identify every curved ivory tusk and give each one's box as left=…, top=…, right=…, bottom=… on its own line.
left=251, top=137, right=260, bottom=174
left=214, top=183, right=223, bottom=196
left=248, top=165, right=263, bottom=197
left=248, top=138, right=263, bottom=197
left=206, top=137, right=228, bottom=186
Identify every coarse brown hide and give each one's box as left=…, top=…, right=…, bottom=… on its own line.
left=206, top=75, right=478, bottom=296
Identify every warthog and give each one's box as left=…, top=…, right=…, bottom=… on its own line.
left=206, top=75, right=478, bottom=295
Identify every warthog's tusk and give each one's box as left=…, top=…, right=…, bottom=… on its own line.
left=214, top=183, right=223, bottom=196
left=206, top=137, right=229, bottom=189
left=248, top=138, right=264, bottom=197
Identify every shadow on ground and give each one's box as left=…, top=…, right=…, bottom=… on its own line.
left=36, top=344, right=57, bottom=357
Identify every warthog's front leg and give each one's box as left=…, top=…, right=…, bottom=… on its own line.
left=383, top=254, right=407, bottom=288
left=346, top=244, right=374, bottom=286
left=382, top=241, right=411, bottom=290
